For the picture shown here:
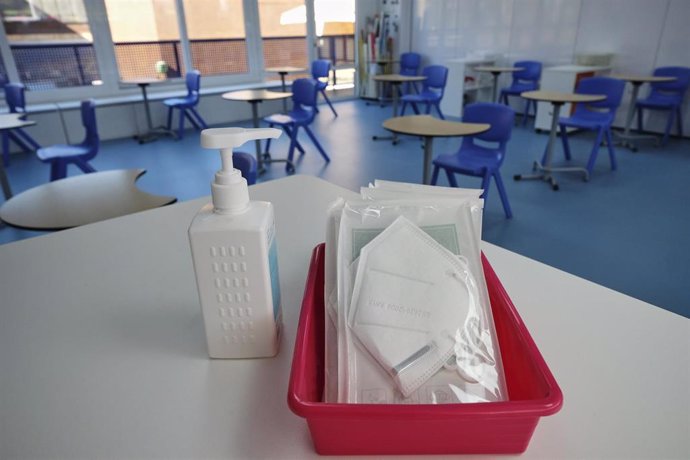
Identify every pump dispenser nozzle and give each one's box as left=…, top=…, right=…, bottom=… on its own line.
left=200, top=127, right=281, bottom=214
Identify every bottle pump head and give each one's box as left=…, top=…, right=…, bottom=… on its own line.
left=201, top=127, right=281, bottom=214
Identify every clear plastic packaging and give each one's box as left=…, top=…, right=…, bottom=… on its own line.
left=327, top=185, right=507, bottom=405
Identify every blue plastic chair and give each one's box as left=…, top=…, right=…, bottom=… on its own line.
left=400, top=65, right=449, bottom=119
left=233, top=151, right=257, bottom=185
left=263, top=78, right=330, bottom=173
left=499, top=61, right=542, bottom=126
left=311, top=60, right=338, bottom=117
left=431, top=103, right=515, bottom=218
left=399, top=52, right=421, bottom=94
left=557, top=77, right=625, bottom=178
left=635, top=66, right=690, bottom=145
left=4, top=83, right=41, bottom=160
left=163, top=70, right=208, bottom=139
left=37, top=100, right=99, bottom=182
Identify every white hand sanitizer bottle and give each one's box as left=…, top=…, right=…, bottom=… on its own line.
left=189, top=127, right=283, bottom=358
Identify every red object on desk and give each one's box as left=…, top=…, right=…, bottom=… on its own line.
left=288, top=243, right=563, bottom=455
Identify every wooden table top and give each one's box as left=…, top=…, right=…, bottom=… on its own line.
left=373, top=74, right=427, bottom=83
left=0, top=113, right=36, bottom=130
left=383, top=115, right=490, bottom=137
left=521, top=90, right=606, bottom=104
left=265, top=66, right=306, bottom=74
left=474, top=66, right=524, bottom=73
left=0, top=169, right=176, bottom=231
left=611, top=74, right=677, bottom=84
left=222, top=89, right=292, bottom=102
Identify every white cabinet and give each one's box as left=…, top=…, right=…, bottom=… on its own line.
left=442, top=57, right=497, bottom=118
left=535, top=65, right=611, bottom=131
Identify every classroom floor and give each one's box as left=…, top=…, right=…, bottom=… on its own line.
left=2, top=98, right=689, bottom=318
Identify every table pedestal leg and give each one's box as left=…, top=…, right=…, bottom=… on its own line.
left=257, top=100, right=296, bottom=174
left=373, top=82, right=401, bottom=144
left=614, top=82, right=658, bottom=152
left=0, top=132, right=13, bottom=199
left=492, top=72, right=500, bottom=103
left=422, top=136, right=433, bottom=185
left=134, top=84, right=177, bottom=144
left=514, top=103, right=588, bottom=191
left=280, top=74, right=288, bottom=113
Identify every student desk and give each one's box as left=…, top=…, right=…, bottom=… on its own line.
left=0, top=175, right=687, bottom=459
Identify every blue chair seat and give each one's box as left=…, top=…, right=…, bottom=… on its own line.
left=37, top=144, right=91, bottom=161
left=400, top=65, right=448, bottom=119
left=401, top=90, right=442, bottom=104
left=163, top=96, right=196, bottom=108
left=500, top=81, right=538, bottom=95
left=634, top=67, right=690, bottom=145
left=314, top=79, right=328, bottom=91
left=636, top=93, right=682, bottom=109
left=559, top=111, right=613, bottom=129
left=433, top=146, right=502, bottom=175
left=264, top=109, right=315, bottom=126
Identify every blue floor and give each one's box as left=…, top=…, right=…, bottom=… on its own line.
left=2, top=98, right=689, bottom=318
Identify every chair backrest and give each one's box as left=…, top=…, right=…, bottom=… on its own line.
left=5, top=82, right=27, bottom=113
left=233, top=151, right=257, bottom=185
left=311, top=60, right=331, bottom=80
left=421, top=65, right=448, bottom=95
left=80, top=99, right=99, bottom=151
left=400, top=52, right=421, bottom=76
left=574, top=76, right=625, bottom=113
left=512, top=60, right=542, bottom=83
left=649, top=66, right=690, bottom=95
left=291, top=78, right=319, bottom=115
left=461, top=103, right=515, bottom=152
left=186, top=70, right=201, bottom=103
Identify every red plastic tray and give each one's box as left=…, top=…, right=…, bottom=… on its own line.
left=288, top=244, right=562, bottom=455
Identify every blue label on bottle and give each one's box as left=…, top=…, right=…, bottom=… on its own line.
left=268, top=235, right=281, bottom=320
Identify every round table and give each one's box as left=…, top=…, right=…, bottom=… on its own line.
left=121, top=78, right=175, bottom=143
left=382, top=115, right=490, bottom=184
left=370, top=59, right=400, bottom=106
left=514, top=90, right=605, bottom=190
left=474, top=66, right=524, bottom=102
left=265, top=67, right=306, bottom=112
left=372, top=74, right=427, bottom=144
left=222, top=90, right=292, bottom=174
left=0, top=114, right=37, bottom=199
left=0, top=169, right=176, bottom=230
left=610, top=74, right=676, bottom=152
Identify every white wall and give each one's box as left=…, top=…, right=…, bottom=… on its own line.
left=411, top=0, right=690, bottom=135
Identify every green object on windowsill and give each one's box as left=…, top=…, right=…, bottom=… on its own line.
left=155, top=60, right=169, bottom=79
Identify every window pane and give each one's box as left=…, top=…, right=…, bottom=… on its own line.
left=258, top=0, right=308, bottom=70
left=315, top=0, right=355, bottom=89
left=105, top=0, right=184, bottom=80
left=1, top=0, right=101, bottom=90
left=183, top=0, right=248, bottom=76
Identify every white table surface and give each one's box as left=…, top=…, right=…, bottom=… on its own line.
left=0, top=175, right=687, bottom=459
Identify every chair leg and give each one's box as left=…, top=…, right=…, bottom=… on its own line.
left=662, top=109, right=674, bottom=146
left=435, top=103, right=445, bottom=120
left=480, top=173, right=491, bottom=201
left=303, top=126, right=330, bottom=162
left=677, top=107, right=683, bottom=138
left=400, top=101, right=408, bottom=116
left=166, top=107, right=174, bottom=130
left=636, top=107, right=643, bottom=133
left=2, top=132, right=9, bottom=167
left=184, top=110, right=200, bottom=130
left=559, top=123, right=572, bottom=161
left=189, top=108, right=209, bottom=129
left=283, top=126, right=305, bottom=154
left=50, top=159, right=68, bottom=182
left=445, top=169, right=458, bottom=187
left=177, top=108, right=185, bottom=140
left=74, top=158, right=96, bottom=174
left=320, top=90, right=338, bottom=117
left=605, top=128, right=617, bottom=171
left=430, top=165, right=440, bottom=185
left=8, top=131, right=32, bottom=154
left=16, top=128, right=41, bottom=151
left=522, top=99, right=531, bottom=127
left=586, top=128, right=605, bottom=176
left=287, top=126, right=299, bottom=164
left=493, top=171, right=513, bottom=219
left=264, top=123, right=274, bottom=154
left=425, top=103, right=432, bottom=115
left=411, top=103, right=420, bottom=115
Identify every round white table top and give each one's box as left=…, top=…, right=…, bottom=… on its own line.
left=474, top=66, right=524, bottom=73
left=0, top=169, right=176, bottom=230
left=521, top=90, right=606, bottom=104
left=120, top=78, right=165, bottom=86
left=0, top=113, right=36, bottom=130
left=611, top=74, right=676, bottom=84
left=383, top=115, right=490, bottom=137
left=265, top=66, right=306, bottom=74
left=222, top=89, right=292, bottom=102
left=373, top=74, right=427, bottom=83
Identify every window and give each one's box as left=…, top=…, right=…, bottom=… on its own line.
left=1, top=0, right=101, bottom=90
left=258, top=0, right=308, bottom=70
left=314, top=0, right=355, bottom=88
left=183, top=0, right=249, bottom=76
left=105, top=0, right=183, bottom=80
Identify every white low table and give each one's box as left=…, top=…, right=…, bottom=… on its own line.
left=0, top=175, right=687, bottom=459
